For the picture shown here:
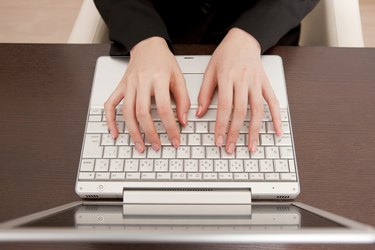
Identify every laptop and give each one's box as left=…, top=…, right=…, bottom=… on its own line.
left=0, top=56, right=373, bottom=243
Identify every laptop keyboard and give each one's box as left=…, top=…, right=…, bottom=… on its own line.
left=78, top=106, right=297, bottom=182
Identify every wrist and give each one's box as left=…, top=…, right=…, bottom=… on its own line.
left=130, top=36, right=169, bottom=56
left=227, top=28, right=261, bottom=54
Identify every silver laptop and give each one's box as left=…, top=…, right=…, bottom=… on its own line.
left=0, top=56, right=373, bottom=243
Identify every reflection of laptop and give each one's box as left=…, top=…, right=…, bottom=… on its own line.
left=76, top=55, right=299, bottom=202
left=0, top=56, right=374, bottom=243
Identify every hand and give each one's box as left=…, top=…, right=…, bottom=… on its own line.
left=104, top=37, right=190, bottom=153
left=197, top=28, right=282, bottom=154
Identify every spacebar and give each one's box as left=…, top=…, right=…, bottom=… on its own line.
left=123, top=189, right=252, bottom=204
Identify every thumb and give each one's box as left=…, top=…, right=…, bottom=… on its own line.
left=170, top=70, right=190, bottom=126
left=197, top=64, right=216, bottom=117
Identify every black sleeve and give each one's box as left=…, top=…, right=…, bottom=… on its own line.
left=231, top=0, right=320, bottom=53
left=94, top=0, right=171, bottom=55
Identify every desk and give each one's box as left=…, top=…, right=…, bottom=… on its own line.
left=0, top=44, right=374, bottom=249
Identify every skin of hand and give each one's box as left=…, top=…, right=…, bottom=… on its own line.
left=104, top=36, right=190, bottom=153
left=196, top=27, right=283, bottom=154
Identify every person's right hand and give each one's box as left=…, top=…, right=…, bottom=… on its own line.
left=104, top=37, right=190, bottom=153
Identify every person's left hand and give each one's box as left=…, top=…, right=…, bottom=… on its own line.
left=196, top=28, right=283, bottom=154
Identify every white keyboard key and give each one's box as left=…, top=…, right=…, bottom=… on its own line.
left=250, top=173, right=264, bottom=180
left=259, top=159, right=273, bottom=172
left=79, top=172, right=94, bottom=180
left=280, top=147, right=294, bottom=159
left=159, top=134, right=171, bottom=145
left=209, top=122, right=215, bottom=133
left=181, top=122, right=194, bottom=133
left=188, top=134, right=201, bottom=145
left=180, top=134, right=187, bottom=145
left=147, top=146, right=161, bottom=158
left=289, top=160, right=296, bottom=172
left=154, top=159, right=168, bottom=171
left=118, top=146, right=131, bottom=158
left=280, top=109, right=289, bottom=121
left=188, top=173, right=203, bottom=180
left=234, top=173, right=249, bottom=181
left=206, top=146, right=220, bottom=158
left=214, top=160, right=229, bottom=172
left=192, top=147, right=205, bottom=158
left=169, top=159, right=183, bottom=172
left=80, top=159, right=95, bottom=171
left=87, top=122, right=124, bottom=133
left=280, top=173, right=297, bottom=181
left=282, top=122, right=290, bottom=133
left=141, top=172, right=156, bottom=180
left=184, top=159, right=198, bottom=172
left=260, top=134, right=274, bottom=146
left=124, top=159, right=138, bottom=172
left=126, top=172, right=141, bottom=180
left=109, top=159, right=124, bottom=172
left=172, top=172, right=186, bottom=180
left=132, top=147, right=146, bottom=158
left=229, top=160, right=244, bottom=172
left=274, top=160, right=289, bottom=172
left=101, top=134, right=115, bottom=145
left=250, top=146, right=264, bottom=159
left=195, top=122, right=208, bottom=133
left=154, top=122, right=166, bottom=133
left=219, top=173, right=233, bottom=180
left=244, top=160, right=259, bottom=172
left=150, top=109, right=160, bottom=121
left=236, top=147, right=249, bottom=158
left=203, top=173, right=218, bottom=180
left=103, top=146, right=118, bottom=158
left=263, top=110, right=272, bottom=121
left=202, top=134, right=215, bottom=145
left=265, top=147, right=280, bottom=159
left=265, top=173, right=280, bottom=180
left=139, top=159, right=154, bottom=172
left=115, top=134, right=129, bottom=145
left=90, top=108, right=102, bottom=115
left=95, top=159, right=109, bottom=172
left=95, top=172, right=110, bottom=180
left=240, top=122, right=249, bottom=133
left=199, top=159, right=213, bottom=172
left=260, top=122, right=266, bottom=133
left=83, top=134, right=103, bottom=158
left=275, top=134, right=292, bottom=146
left=162, top=146, right=176, bottom=158
left=89, top=115, right=101, bottom=122
left=177, top=146, right=190, bottom=158
left=221, top=147, right=234, bottom=158
left=111, top=172, right=125, bottom=180
left=193, top=108, right=217, bottom=121
left=266, top=122, right=275, bottom=133
left=236, top=134, right=245, bottom=146
left=157, top=172, right=171, bottom=180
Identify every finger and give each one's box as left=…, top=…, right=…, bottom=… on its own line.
left=104, top=84, right=124, bottom=139
left=197, top=65, right=216, bottom=117
left=248, top=87, right=264, bottom=152
left=262, top=78, right=282, bottom=136
left=170, top=70, right=190, bottom=126
left=154, top=81, right=180, bottom=148
left=136, top=85, right=161, bottom=151
left=122, top=85, right=145, bottom=153
left=215, top=77, right=233, bottom=147
left=226, top=82, right=248, bottom=154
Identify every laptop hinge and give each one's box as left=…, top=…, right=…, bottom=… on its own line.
left=122, top=189, right=251, bottom=204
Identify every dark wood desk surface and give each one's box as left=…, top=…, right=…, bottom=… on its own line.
left=0, top=44, right=374, bottom=249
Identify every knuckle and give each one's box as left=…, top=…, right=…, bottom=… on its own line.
left=157, top=103, right=171, bottom=117
left=233, top=105, right=247, bottom=119
left=135, top=107, right=149, bottom=120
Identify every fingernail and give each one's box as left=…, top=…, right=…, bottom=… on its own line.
left=152, top=142, right=160, bottom=151
left=135, top=142, right=144, bottom=153
left=227, top=142, right=235, bottom=154
left=196, top=105, right=202, bottom=117
left=182, top=112, right=187, bottom=126
left=216, top=135, right=223, bottom=147
left=172, top=138, right=180, bottom=148
left=251, top=140, right=258, bottom=152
